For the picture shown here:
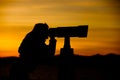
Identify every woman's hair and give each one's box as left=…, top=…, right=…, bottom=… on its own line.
left=31, top=23, right=49, bottom=39
left=32, top=23, right=49, bottom=32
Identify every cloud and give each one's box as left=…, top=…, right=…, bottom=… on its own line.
left=0, top=0, right=18, bottom=6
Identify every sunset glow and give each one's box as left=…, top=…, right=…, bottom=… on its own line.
left=0, top=0, right=120, bottom=57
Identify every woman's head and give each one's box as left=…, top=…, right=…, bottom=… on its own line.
left=32, top=23, right=49, bottom=39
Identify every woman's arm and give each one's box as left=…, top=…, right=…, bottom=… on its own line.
left=48, top=36, right=57, bottom=56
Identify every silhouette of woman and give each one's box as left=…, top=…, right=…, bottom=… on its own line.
left=10, top=23, right=56, bottom=80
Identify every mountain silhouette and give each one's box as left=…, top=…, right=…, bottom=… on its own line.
left=0, top=53, right=120, bottom=80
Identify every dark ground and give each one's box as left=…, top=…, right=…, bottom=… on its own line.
left=0, top=53, right=120, bottom=80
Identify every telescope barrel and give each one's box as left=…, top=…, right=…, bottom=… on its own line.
left=49, top=25, right=88, bottom=37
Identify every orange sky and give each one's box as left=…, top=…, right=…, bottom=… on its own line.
left=0, top=0, right=120, bottom=57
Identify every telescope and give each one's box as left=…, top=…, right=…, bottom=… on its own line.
left=49, top=25, right=88, bottom=56
left=49, top=25, right=88, bottom=37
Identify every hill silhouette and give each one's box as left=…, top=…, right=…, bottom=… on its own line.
left=0, top=53, right=120, bottom=80
left=1, top=53, right=120, bottom=66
